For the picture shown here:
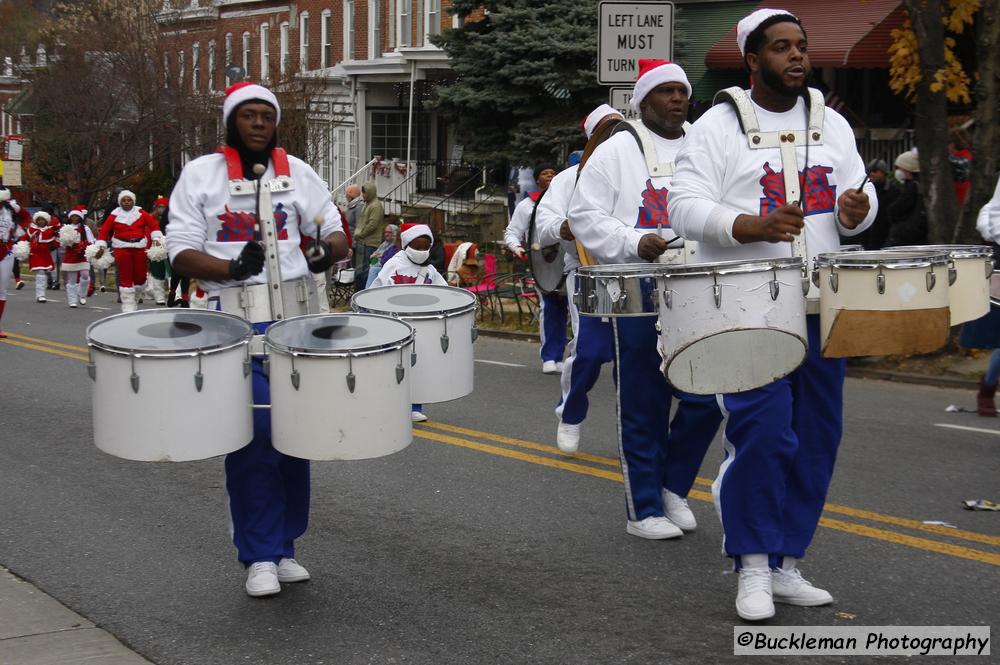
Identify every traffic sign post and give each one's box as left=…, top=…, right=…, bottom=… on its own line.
left=597, top=1, right=674, bottom=85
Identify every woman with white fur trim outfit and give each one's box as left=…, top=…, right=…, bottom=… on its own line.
left=0, top=187, right=30, bottom=336
left=93, top=190, right=163, bottom=312
left=27, top=211, right=58, bottom=303
left=60, top=206, right=95, bottom=307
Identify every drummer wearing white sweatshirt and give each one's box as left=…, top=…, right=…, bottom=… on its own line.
left=568, top=61, right=723, bottom=542
left=667, top=9, right=875, bottom=622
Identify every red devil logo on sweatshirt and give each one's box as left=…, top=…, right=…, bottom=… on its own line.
left=635, top=179, right=670, bottom=228
left=216, top=203, right=290, bottom=242
left=758, top=163, right=836, bottom=216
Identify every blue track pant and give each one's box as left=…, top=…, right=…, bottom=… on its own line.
left=539, top=291, right=568, bottom=362
left=612, top=317, right=723, bottom=521
left=556, top=271, right=613, bottom=425
left=712, top=316, right=846, bottom=562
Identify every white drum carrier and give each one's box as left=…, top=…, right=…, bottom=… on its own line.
left=656, top=257, right=808, bottom=395
left=264, top=313, right=415, bottom=460
left=86, top=309, right=254, bottom=461
left=351, top=285, right=477, bottom=403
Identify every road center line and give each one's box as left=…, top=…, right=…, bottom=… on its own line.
left=474, top=359, right=526, bottom=367
left=934, top=423, right=1000, bottom=436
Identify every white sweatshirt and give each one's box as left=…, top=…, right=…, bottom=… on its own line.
left=668, top=94, right=876, bottom=265
left=371, top=250, right=448, bottom=287
left=166, top=152, right=346, bottom=292
left=568, top=130, right=684, bottom=265
left=504, top=195, right=537, bottom=254
left=534, top=166, right=580, bottom=272
left=976, top=175, right=1000, bottom=243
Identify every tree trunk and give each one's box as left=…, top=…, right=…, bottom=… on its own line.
left=953, top=1, right=1000, bottom=243
left=905, top=0, right=960, bottom=244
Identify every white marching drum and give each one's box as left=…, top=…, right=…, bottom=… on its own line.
left=264, top=313, right=415, bottom=460
left=351, top=285, right=477, bottom=403
left=656, top=257, right=808, bottom=395
left=804, top=244, right=863, bottom=313
left=814, top=250, right=952, bottom=358
left=574, top=264, right=662, bottom=317
left=86, top=310, right=254, bottom=461
left=887, top=245, right=992, bottom=325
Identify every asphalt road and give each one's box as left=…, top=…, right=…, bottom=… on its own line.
left=0, top=286, right=997, bottom=664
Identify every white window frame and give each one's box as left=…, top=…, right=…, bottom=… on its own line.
left=368, top=0, right=381, bottom=59
left=387, top=0, right=396, bottom=48
left=299, top=11, right=310, bottom=73
left=335, top=126, right=358, bottom=190
left=242, top=31, right=251, bottom=79
left=279, top=22, right=289, bottom=76
left=207, top=40, right=216, bottom=92
left=177, top=50, right=185, bottom=87
left=343, top=1, right=355, bottom=61
left=192, top=42, right=200, bottom=92
left=224, top=33, right=233, bottom=84
left=398, top=1, right=410, bottom=48
left=320, top=9, right=332, bottom=68
left=260, top=24, right=270, bottom=80
left=426, top=0, right=441, bottom=39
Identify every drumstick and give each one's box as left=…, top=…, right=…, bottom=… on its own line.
left=856, top=172, right=871, bottom=194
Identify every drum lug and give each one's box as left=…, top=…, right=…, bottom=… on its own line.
left=654, top=319, right=661, bottom=333
left=244, top=359, right=252, bottom=378
left=948, top=260, right=957, bottom=286
left=411, top=350, right=417, bottom=367
left=129, top=353, right=139, bottom=393
left=261, top=357, right=269, bottom=377
left=829, top=271, right=840, bottom=294
left=926, top=269, right=937, bottom=292
left=291, top=369, right=300, bottom=390
left=87, top=362, right=96, bottom=381
left=440, top=334, right=450, bottom=354
left=877, top=271, right=886, bottom=295
left=713, top=283, right=722, bottom=309
left=471, top=325, right=478, bottom=343
left=769, top=278, right=780, bottom=301
left=396, top=363, right=405, bottom=384
left=660, top=287, right=672, bottom=311
left=346, top=371, right=356, bottom=393
left=194, top=372, right=204, bottom=392
left=987, top=261, right=994, bottom=279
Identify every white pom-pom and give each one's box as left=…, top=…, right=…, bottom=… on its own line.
left=58, top=224, right=82, bottom=247
left=85, top=243, right=115, bottom=269
left=12, top=240, right=30, bottom=261
left=146, top=241, right=168, bottom=262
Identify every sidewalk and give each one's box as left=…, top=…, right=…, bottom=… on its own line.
left=0, top=566, right=152, bottom=665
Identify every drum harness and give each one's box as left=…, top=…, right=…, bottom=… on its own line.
left=526, top=188, right=569, bottom=294
left=713, top=86, right=825, bottom=311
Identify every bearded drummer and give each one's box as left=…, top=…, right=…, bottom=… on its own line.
left=668, top=9, right=876, bottom=621
left=167, top=82, right=348, bottom=598
left=568, top=62, right=723, bottom=541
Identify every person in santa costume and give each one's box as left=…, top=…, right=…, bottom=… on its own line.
left=60, top=205, right=95, bottom=307
left=93, top=190, right=162, bottom=312
left=146, top=196, right=171, bottom=305
left=27, top=211, right=58, bottom=303
left=0, top=186, right=30, bottom=337
left=167, top=81, right=348, bottom=598
left=568, top=59, right=724, bottom=542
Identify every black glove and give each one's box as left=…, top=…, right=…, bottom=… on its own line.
left=305, top=240, right=334, bottom=274
left=228, top=241, right=265, bottom=280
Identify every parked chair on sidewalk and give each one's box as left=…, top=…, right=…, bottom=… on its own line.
left=329, top=265, right=356, bottom=308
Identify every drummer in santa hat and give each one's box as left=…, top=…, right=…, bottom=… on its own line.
left=59, top=205, right=95, bottom=307
left=93, top=190, right=163, bottom=312
left=26, top=210, right=59, bottom=303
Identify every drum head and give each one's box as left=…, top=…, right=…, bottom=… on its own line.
left=529, top=243, right=566, bottom=294
left=265, top=313, right=412, bottom=355
left=352, top=285, right=476, bottom=317
left=86, top=310, right=252, bottom=355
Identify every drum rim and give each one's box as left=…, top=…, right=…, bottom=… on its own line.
left=350, top=284, right=477, bottom=319
left=263, top=312, right=415, bottom=358
left=576, top=263, right=665, bottom=278
left=85, top=309, right=253, bottom=357
left=657, top=256, right=803, bottom=277
left=884, top=244, right=994, bottom=259
left=816, top=249, right=951, bottom=269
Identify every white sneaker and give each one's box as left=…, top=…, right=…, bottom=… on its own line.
left=662, top=489, right=697, bottom=532
left=411, top=411, right=428, bottom=423
left=69, top=303, right=77, bottom=308
left=736, top=567, right=775, bottom=621
left=36, top=297, right=46, bottom=303
left=245, top=561, right=280, bottom=597
left=79, top=297, right=86, bottom=305
left=555, top=362, right=564, bottom=372
left=276, top=557, right=310, bottom=583
left=772, top=566, right=834, bottom=606
left=556, top=422, right=580, bottom=453
left=542, top=360, right=559, bottom=374
left=625, top=516, right=683, bottom=540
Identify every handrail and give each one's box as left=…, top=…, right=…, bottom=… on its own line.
left=381, top=165, right=424, bottom=206
left=330, top=158, right=379, bottom=202
left=429, top=167, right=487, bottom=213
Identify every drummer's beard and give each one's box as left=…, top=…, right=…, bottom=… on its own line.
left=225, top=118, right=278, bottom=180
left=760, top=62, right=809, bottom=100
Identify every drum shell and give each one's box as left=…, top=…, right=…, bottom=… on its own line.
left=886, top=245, right=992, bottom=325
left=817, top=254, right=951, bottom=357
left=266, top=339, right=413, bottom=461
left=90, top=345, right=253, bottom=462
left=575, top=265, right=660, bottom=317
left=656, top=260, right=807, bottom=394
left=406, top=310, right=475, bottom=403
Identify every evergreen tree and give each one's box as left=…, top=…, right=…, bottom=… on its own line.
left=432, top=0, right=605, bottom=166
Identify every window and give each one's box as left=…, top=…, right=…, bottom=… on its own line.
left=177, top=50, right=184, bottom=87
left=388, top=0, right=396, bottom=47
left=260, top=24, right=270, bottom=80
left=192, top=42, right=200, bottom=92
left=415, top=0, right=424, bottom=45
left=299, top=11, right=310, bottom=72
left=369, top=110, right=430, bottom=160
left=368, top=0, right=381, bottom=58
left=279, top=23, right=289, bottom=76
left=426, top=0, right=441, bottom=39
left=224, top=33, right=233, bottom=84
left=207, top=41, right=216, bottom=92
left=343, top=1, right=355, bottom=61
left=335, top=126, right=358, bottom=189
left=398, top=1, right=411, bottom=47
left=321, top=9, right=331, bottom=68
left=242, top=32, right=251, bottom=79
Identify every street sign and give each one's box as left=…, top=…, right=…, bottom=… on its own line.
left=609, top=87, right=638, bottom=120
left=1, top=160, right=22, bottom=186
left=598, top=1, right=674, bottom=85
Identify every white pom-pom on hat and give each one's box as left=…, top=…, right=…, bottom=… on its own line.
left=582, top=104, right=623, bottom=139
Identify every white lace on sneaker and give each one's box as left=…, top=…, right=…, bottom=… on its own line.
left=277, top=557, right=310, bottom=583
left=736, top=567, right=775, bottom=621
left=245, top=561, right=280, bottom=598
left=772, top=567, right=834, bottom=606
left=662, top=490, right=697, bottom=532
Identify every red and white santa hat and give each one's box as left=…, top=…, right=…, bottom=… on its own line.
left=630, top=59, right=692, bottom=112
left=118, top=190, right=136, bottom=205
left=582, top=104, right=623, bottom=139
left=400, top=222, right=433, bottom=247
left=68, top=204, right=88, bottom=219
left=737, top=8, right=799, bottom=56
left=223, top=82, right=281, bottom=126
left=33, top=210, right=51, bottom=223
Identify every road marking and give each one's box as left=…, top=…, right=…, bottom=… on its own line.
left=474, top=359, right=526, bottom=368
left=0, top=337, right=89, bottom=362
left=3, top=332, right=88, bottom=352
left=934, top=423, right=1000, bottom=436
left=413, top=428, right=1000, bottom=568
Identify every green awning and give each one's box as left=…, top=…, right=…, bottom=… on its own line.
left=5, top=88, right=36, bottom=116
left=673, top=0, right=760, bottom=101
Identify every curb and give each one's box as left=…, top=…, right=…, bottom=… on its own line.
left=477, top=328, right=978, bottom=390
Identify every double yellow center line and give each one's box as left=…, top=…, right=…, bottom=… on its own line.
left=6, top=331, right=999, bottom=567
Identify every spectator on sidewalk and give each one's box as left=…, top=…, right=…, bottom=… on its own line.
left=886, top=149, right=926, bottom=246
left=345, top=184, right=363, bottom=235
left=353, top=181, right=384, bottom=289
